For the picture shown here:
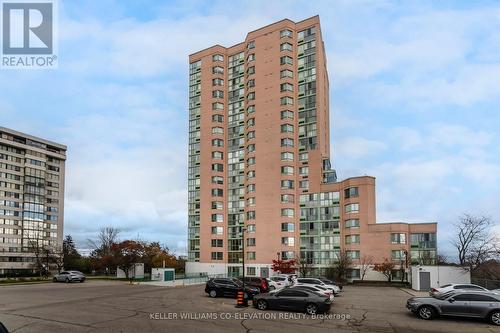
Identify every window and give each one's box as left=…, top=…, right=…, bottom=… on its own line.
left=280, top=56, right=293, bottom=65
left=211, top=227, right=223, bottom=235
left=247, top=92, right=255, bottom=100
left=247, top=238, right=256, bottom=246
left=391, top=233, right=406, bottom=244
left=212, top=127, right=223, bottom=134
left=346, top=250, right=360, bottom=259
left=211, top=239, right=223, bottom=247
left=281, top=124, right=294, bottom=133
left=281, top=180, right=294, bottom=189
left=392, top=250, right=405, bottom=260
left=247, top=118, right=255, bottom=127
left=212, top=78, right=224, bottom=86
left=247, top=170, right=255, bottom=179
left=212, top=163, right=223, bottom=172
left=247, top=41, right=255, bottom=49
left=247, top=144, right=255, bottom=153
left=280, top=96, right=293, bottom=105
left=345, top=203, right=359, bottom=213
left=246, top=211, right=256, bottom=220
left=347, top=269, right=361, bottom=279
left=280, top=42, right=293, bottom=51
left=280, top=29, right=293, bottom=38
left=280, top=83, right=293, bottom=92
left=281, top=237, right=295, bottom=246
left=212, top=139, right=223, bottom=147
left=247, top=105, right=255, bottom=114
left=298, top=27, right=316, bottom=40
left=247, top=224, right=256, bottom=233
left=247, top=131, right=255, bottom=140
left=247, top=79, right=255, bottom=88
left=211, top=252, right=223, bottom=260
left=247, top=184, right=256, bottom=193
left=345, top=219, right=359, bottom=228
left=247, top=66, right=255, bottom=75
left=212, top=102, right=224, bottom=110
left=299, top=180, right=309, bottom=189
left=211, top=201, right=223, bottom=210
left=299, top=166, right=309, bottom=176
left=281, top=223, right=294, bottom=232
left=212, top=114, right=224, bottom=123
left=211, top=188, right=223, bottom=197
left=345, top=187, right=359, bottom=199
left=281, top=208, right=294, bottom=217
left=280, top=69, right=293, bottom=78
left=211, top=214, right=224, bottom=222
left=281, top=194, right=294, bottom=203
left=211, top=176, right=224, bottom=184
left=280, top=110, right=294, bottom=120
left=247, top=197, right=256, bottom=206
left=247, top=53, right=255, bottom=62
left=247, top=157, right=255, bottom=166
left=212, top=151, right=223, bottom=160
left=213, top=54, right=224, bottom=62
left=281, top=152, right=294, bottom=161
left=281, top=138, right=294, bottom=147
left=299, top=152, right=308, bottom=161
left=345, top=235, right=360, bottom=244
left=247, top=253, right=256, bottom=261
left=212, top=66, right=224, bottom=74
left=281, top=166, right=294, bottom=175
left=212, top=90, right=224, bottom=98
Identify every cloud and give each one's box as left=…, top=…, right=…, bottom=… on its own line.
left=335, top=137, right=387, bottom=159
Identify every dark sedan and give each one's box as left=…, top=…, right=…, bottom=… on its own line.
left=205, top=278, right=260, bottom=299
left=406, top=290, right=500, bottom=325
left=253, top=288, right=332, bottom=315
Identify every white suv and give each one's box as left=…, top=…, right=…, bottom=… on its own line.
left=296, top=278, right=341, bottom=295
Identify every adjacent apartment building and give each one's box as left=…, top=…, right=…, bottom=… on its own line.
left=186, top=16, right=437, bottom=279
left=0, top=127, right=66, bottom=275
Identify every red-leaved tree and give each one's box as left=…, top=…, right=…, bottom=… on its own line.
left=271, top=259, right=297, bottom=274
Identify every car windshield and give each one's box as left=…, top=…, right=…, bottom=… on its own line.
left=232, top=278, right=243, bottom=286
left=434, top=291, right=455, bottom=300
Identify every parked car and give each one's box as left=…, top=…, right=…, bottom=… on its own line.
left=0, top=321, right=9, bottom=333
left=269, top=276, right=291, bottom=289
left=429, top=283, right=489, bottom=296
left=205, top=278, right=260, bottom=299
left=296, top=278, right=341, bottom=295
left=253, top=287, right=332, bottom=315
left=318, top=277, right=343, bottom=290
left=407, top=290, right=500, bottom=325
left=291, top=285, right=334, bottom=301
left=238, top=276, right=269, bottom=293
left=266, top=278, right=281, bottom=291
left=53, top=271, right=86, bottom=283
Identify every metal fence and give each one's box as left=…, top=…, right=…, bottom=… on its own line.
left=471, top=278, right=500, bottom=290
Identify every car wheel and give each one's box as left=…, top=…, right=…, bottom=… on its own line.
left=65, top=278, right=70, bottom=283
left=209, top=290, right=218, bottom=298
left=305, top=303, right=318, bottom=315
left=52, top=277, right=57, bottom=282
left=256, top=299, right=268, bottom=310
left=269, top=285, right=275, bottom=291
left=489, top=310, right=500, bottom=326
left=417, top=306, right=435, bottom=320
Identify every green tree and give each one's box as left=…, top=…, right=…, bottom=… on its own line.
left=63, top=235, right=82, bottom=271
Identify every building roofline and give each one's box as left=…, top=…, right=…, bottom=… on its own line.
left=189, top=15, right=320, bottom=59
left=0, top=126, right=67, bottom=150
left=375, top=221, right=438, bottom=225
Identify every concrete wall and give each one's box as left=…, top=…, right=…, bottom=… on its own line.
left=116, top=263, right=144, bottom=279
left=411, top=266, right=470, bottom=291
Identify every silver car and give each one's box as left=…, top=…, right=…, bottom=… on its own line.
left=406, top=290, right=500, bottom=325
left=53, top=271, right=86, bottom=283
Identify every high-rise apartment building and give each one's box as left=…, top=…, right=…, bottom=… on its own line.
left=0, top=127, right=66, bottom=275
left=187, top=16, right=437, bottom=279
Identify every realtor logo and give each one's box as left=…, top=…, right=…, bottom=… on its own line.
left=1, top=0, right=58, bottom=68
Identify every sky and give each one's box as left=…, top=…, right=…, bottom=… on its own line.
left=1, top=0, right=499, bottom=259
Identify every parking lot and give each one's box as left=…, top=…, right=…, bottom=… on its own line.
left=0, top=280, right=498, bottom=333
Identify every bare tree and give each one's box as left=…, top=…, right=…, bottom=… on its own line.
left=331, top=250, right=353, bottom=280
left=359, top=255, right=374, bottom=281
left=297, top=257, right=314, bottom=278
left=452, top=214, right=498, bottom=270
left=88, top=227, right=120, bottom=255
